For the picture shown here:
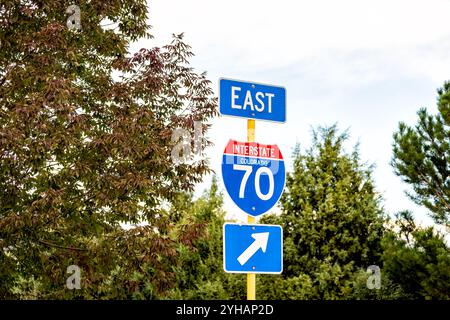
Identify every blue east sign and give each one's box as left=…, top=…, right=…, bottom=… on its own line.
left=219, top=78, right=286, bottom=123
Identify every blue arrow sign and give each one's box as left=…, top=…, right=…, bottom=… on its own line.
left=223, top=223, right=283, bottom=274
left=219, top=78, right=286, bottom=123
left=221, top=140, right=286, bottom=217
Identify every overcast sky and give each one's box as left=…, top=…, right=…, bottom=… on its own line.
left=133, top=0, right=450, bottom=227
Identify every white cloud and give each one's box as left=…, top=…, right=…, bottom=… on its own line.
left=147, top=0, right=450, bottom=67
left=134, top=0, right=450, bottom=226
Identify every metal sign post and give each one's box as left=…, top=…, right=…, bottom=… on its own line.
left=247, top=119, right=256, bottom=300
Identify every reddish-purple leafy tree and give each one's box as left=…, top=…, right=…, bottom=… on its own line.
left=1, top=0, right=217, bottom=298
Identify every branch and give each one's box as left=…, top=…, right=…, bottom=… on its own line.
left=418, top=172, right=450, bottom=212
left=38, top=239, right=87, bottom=251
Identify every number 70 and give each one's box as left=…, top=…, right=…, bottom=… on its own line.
left=233, top=165, right=274, bottom=200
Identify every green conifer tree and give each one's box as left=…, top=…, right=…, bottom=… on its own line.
left=392, top=82, right=450, bottom=225
left=261, top=126, right=386, bottom=299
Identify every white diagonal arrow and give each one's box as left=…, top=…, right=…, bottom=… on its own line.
left=237, top=232, right=270, bottom=266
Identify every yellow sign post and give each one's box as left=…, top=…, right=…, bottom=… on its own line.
left=247, top=119, right=256, bottom=300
